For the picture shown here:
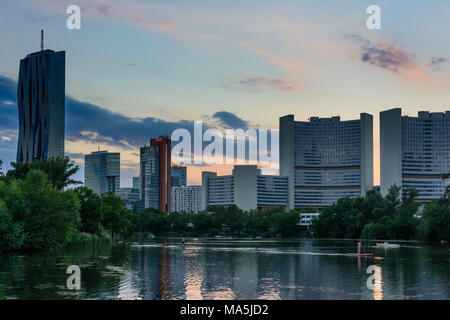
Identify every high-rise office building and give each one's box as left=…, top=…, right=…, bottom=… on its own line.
left=16, top=32, right=65, bottom=163
left=140, top=137, right=171, bottom=212
left=171, top=165, right=187, bottom=187
left=132, top=176, right=141, bottom=190
left=280, top=114, right=373, bottom=209
left=380, top=109, right=450, bottom=202
left=201, top=165, right=288, bottom=211
left=84, top=151, right=120, bottom=195
left=171, top=186, right=202, bottom=213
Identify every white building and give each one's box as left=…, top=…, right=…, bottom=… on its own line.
left=280, top=114, right=373, bottom=209
left=171, top=186, right=202, bottom=213
left=297, top=212, right=320, bottom=228
left=201, top=165, right=288, bottom=211
left=380, top=109, right=450, bottom=201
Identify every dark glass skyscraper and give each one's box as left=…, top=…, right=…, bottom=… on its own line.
left=16, top=41, right=65, bottom=163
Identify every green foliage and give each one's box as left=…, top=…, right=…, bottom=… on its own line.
left=0, top=200, right=27, bottom=251
left=420, top=187, right=450, bottom=241
left=20, top=170, right=81, bottom=249
left=0, top=170, right=81, bottom=250
left=7, top=156, right=81, bottom=190
left=132, top=206, right=304, bottom=238
left=136, top=209, right=170, bottom=235
left=66, top=229, right=112, bottom=248
left=101, top=192, right=134, bottom=238
left=75, top=186, right=102, bottom=235
left=0, top=158, right=137, bottom=252
left=313, top=185, right=422, bottom=240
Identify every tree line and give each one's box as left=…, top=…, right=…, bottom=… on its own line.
left=311, top=184, right=450, bottom=241
left=135, top=206, right=305, bottom=238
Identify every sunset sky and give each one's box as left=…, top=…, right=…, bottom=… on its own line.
left=1, top=0, right=450, bottom=186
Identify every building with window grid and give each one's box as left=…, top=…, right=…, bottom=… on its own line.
left=380, top=108, right=450, bottom=202
left=280, top=113, right=373, bottom=209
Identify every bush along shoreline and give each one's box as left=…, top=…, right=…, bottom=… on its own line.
left=0, top=158, right=135, bottom=253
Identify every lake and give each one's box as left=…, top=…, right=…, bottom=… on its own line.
left=0, top=238, right=448, bottom=300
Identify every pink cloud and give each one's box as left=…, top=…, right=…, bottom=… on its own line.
left=241, top=43, right=301, bottom=72
left=98, top=4, right=111, bottom=17
left=156, top=18, right=176, bottom=31
left=347, top=34, right=449, bottom=86
left=118, top=10, right=152, bottom=30
left=236, top=76, right=294, bottom=90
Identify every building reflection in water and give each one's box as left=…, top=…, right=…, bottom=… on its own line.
left=158, top=246, right=172, bottom=299
left=184, top=246, right=204, bottom=300
left=372, top=265, right=383, bottom=300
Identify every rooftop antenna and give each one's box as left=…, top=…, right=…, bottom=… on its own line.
left=40, top=29, right=44, bottom=51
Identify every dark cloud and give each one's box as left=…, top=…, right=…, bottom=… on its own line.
left=429, top=57, right=448, bottom=70
left=65, top=96, right=193, bottom=149
left=346, top=34, right=414, bottom=73
left=212, top=111, right=248, bottom=129
left=0, top=76, right=19, bottom=130
left=0, top=76, right=255, bottom=165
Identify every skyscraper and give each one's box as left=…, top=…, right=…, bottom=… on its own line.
left=16, top=31, right=65, bottom=163
left=280, top=113, right=373, bottom=209
left=380, top=108, right=450, bottom=201
left=84, top=151, right=120, bottom=195
left=140, top=137, right=171, bottom=212
left=171, top=164, right=187, bottom=187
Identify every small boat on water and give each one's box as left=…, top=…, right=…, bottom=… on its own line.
left=376, top=242, right=400, bottom=248
left=346, top=253, right=374, bottom=257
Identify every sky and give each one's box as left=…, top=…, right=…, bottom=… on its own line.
left=1, top=0, right=450, bottom=187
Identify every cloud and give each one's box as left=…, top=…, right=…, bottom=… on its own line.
left=429, top=57, right=448, bottom=70
left=212, top=111, right=248, bottom=129
left=345, top=34, right=448, bottom=86
left=236, top=76, right=294, bottom=90
left=98, top=4, right=112, bottom=17
left=240, top=43, right=301, bottom=72
left=0, top=75, right=256, bottom=163
left=156, top=18, right=176, bottom=31
left=65, top=96, right=192, bottom=149
left=346, top=34, right=415, bottom=73
left=0, top=77, right=19, bottom=131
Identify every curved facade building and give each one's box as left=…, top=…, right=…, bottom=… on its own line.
left=381, top=109, right=450, bottom=202
left=280, top=114, right=373, bottom=209
left=16, top=49, right=65, bottom=163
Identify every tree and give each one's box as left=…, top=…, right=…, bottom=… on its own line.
left=7, top=157, right=81, bottom=190
left=19, top=170, right=80, bottom=249
left=75, top=187, right=102, bottom=235
left=421, top=186, right=450, bottom=241
left=100, top=192, right=133, bottom=238
left=272, top=210, right=300, bottom=237
left=0, top=200, right=27, bottom=251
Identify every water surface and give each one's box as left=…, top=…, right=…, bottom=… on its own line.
left=0, top=239, right=448, bottom=300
